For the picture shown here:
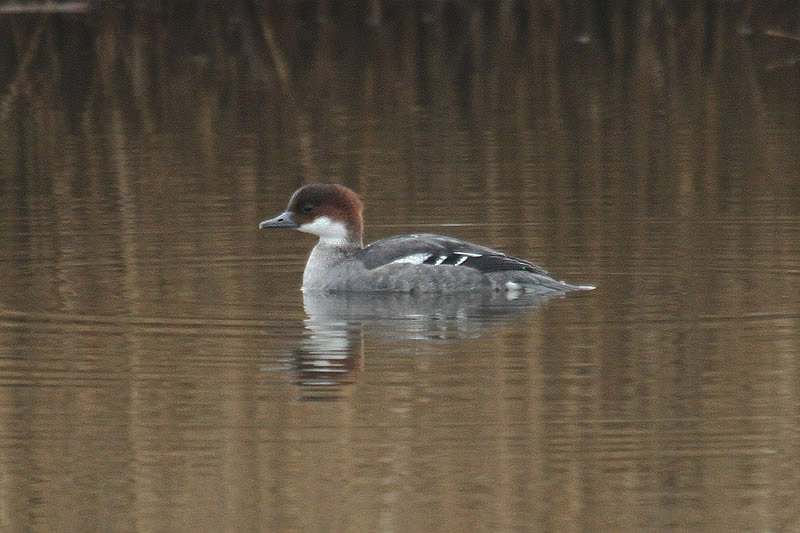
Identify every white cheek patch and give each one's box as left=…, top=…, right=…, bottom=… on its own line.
left=298, top=216, right=349, bottom=244
left=390, top=253, right=431, bottom=265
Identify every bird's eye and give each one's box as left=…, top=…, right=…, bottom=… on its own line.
left=302, top=203, right=314, bottom=213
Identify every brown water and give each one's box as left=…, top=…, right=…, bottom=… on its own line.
left=2, top=4, right=800, bottom=532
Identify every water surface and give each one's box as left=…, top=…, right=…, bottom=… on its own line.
left=1, top=4, right=799, bottom=532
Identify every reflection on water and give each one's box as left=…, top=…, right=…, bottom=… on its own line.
left=303, top=290, right=561, bottom=338
left=1, top=2, right=800, bottom=532
left=293, top=291, right=567, bottom=400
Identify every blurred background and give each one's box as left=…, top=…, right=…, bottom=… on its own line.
left=1, top=2, right=799, bottom=532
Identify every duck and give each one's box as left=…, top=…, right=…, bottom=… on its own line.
left=259, top=183, right=595, bottom=293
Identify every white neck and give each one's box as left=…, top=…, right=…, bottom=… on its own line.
left=317, top=235, right=349, bottom=247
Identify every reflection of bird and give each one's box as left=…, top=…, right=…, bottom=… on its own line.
left=302, top=290, right=559, bottom=337
left=260, top=184, right=595, bottom=293
left=289, top=286, right=566, bottom=401
left=290, top=341, right=363, bottom=402
left=290, top=294, right=366, bottom=401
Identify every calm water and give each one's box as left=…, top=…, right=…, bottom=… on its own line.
left=2, top=4, right=800, bottom=532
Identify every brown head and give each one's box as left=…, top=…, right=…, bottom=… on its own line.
left=259, top=184, right=364, bottom=247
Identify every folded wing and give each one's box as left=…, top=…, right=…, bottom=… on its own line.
left=359, top=234, right=549, bottom=275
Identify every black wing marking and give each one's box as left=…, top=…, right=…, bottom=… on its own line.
left=359, top=234, right=549, bottom=275
left=450, top=252, right=549, bottom=274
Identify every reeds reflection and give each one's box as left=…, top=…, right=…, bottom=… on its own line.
left=2, top=2, right=799, bottom=216
left=1, top=2, right=799, bottom=532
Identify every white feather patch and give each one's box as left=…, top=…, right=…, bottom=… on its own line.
left=298, top=216, right=349, bottom=244
left=390, top=253, right=432, bottom=265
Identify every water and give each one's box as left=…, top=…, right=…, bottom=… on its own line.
left=1, top=4, right=799, bottom=532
